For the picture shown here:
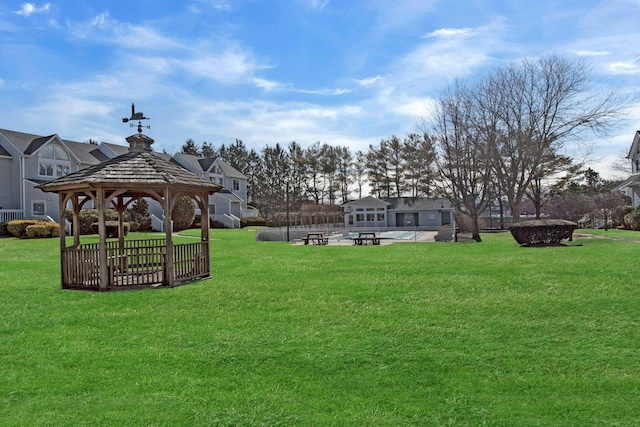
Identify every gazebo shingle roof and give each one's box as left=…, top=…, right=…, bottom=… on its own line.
left=38, top=149, right=220, bottom=192
left=38, top=134, right=221, bottom=193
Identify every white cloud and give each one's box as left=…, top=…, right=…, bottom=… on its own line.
left=252, top=78, right=350, bottom=95
left=296, top=87, right=351, bottom=95
left=367, top=0, right=439, bottom=31
left=253, top=78, right=288, bottom=91
left=423, top=28, right=473, bottom=38
left=15, top=3, right=50, bottom=17
left=68, top=11, right=181, bottom=50
left=387, top=18, right=509, bottom=95
left=299, top=0, right=330, bottom=10
left=608, top=56, right=640, bottom=75
left=71, top=13, right=266, bottom=85
left=174, top=47, right=264, bottom=84
left=195, top=0, right=233, bottom=11
left=355, top=76, right=383, bottom=86
left=575, top=50, right=610, bottom=57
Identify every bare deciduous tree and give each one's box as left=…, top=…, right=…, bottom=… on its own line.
left=430, top=80, right=494, bottom=242
left=489, top=55, right=626, bottom=220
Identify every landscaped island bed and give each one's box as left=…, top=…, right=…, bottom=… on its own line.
left=1, top=229, right=638, bottom=425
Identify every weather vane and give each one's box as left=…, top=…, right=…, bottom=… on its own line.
left=122, top=103, right=150, bottom=133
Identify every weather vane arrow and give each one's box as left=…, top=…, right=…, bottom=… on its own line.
left=122, top=103, right=150, bottom=133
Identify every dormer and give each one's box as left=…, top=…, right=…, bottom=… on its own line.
left=29, top=136, right=80, bottom=179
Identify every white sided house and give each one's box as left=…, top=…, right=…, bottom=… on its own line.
left=171, top=153, right=255, bottom=228
left=342, top=196, right=455, bottom=229
left=0, top=128, right=252, bottom=228
left=617, top=130, right=640, bottom=207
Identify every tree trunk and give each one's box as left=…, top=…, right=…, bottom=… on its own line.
left=471, top=212, right=482, bottom=242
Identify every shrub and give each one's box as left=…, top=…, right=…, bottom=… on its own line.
left=256, top=231, right=280, bottom=241
left=129, top=199, right=151, bottom=231
left=509, top=219, right=577, bottom=246
left=0, top=222, right=8, bottom=236
left=613, top=205, right=633, bottom=229
left=625, top=209, right=640, bottom=230
left=26, top=222, right=61, bottom=238
left=90, top=221, right=129, bottom=238
left=7, top=219, right=44, bottom=238
left=240, top=216, right=266, bottom=228
left=64, top=209, right=119, bottom=235
left=171, top=197, right=196, bottom=231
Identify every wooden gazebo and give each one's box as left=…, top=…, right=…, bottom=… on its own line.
left=38, top=131, right=221, bottom=291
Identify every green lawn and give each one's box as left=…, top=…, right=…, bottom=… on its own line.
left=1, top=229, right=639, bottom=426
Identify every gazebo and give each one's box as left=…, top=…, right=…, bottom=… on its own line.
left=37, top=129, right=221, bottom=291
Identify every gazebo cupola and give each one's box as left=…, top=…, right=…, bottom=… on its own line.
left=37, top=105, right=222, bottom=291
left=126, top=132, right=154, bottom=153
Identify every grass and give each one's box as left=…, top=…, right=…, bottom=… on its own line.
left=1, top=229, right=639, bottom=426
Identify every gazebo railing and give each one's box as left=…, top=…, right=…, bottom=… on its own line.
left=173, top=241, right=210, bottom=283
left=61, top=247, right=101, bottom=288
left=61, top=239, right=209, bottom=290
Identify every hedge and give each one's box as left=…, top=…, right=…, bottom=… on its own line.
left=7, top=219, right=59, bottom=239
left=509, top=219, right=577, bottom=246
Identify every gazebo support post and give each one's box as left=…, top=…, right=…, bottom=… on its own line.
left=200, top=193, right=211, bottom=273
left=58, top=193, right=67, bottom=289
left=164, top=187, right=174, bottom=287
left=97, top=188, right=109, bottom=291
left=71, top=193, right=81, bottom=248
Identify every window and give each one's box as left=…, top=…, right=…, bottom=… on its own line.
left=233, top=179, right=240, bottom=191
left=209, top=204, right=216, bottom=214
left=356, top=213, right=364, bottom=221
left=32, top=200, right=45, bottom=216
left=39, top=143, right=70, bottom=178
left=348, top=215, right=354, bottom=225
left=377, top=213, right=385, bottom=221
left=367, top=213, right=375, bottom=221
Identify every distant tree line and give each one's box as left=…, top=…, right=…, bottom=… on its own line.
left=180, top=135, right=437, bottom=220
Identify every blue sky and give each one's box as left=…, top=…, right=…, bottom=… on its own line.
left=1, top=0, right=639, bottom=178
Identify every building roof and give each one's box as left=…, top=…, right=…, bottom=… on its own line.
left=615, top=173, right=640, bottom=191
left=342, top=196, right=390, bottom=208
left=0, top=128, right=170, bottom=166
left=626, top=130, right=640, bottom=159
left=0, top=128, right=52, bottom=153
left=342, top=196, right=455, bottom=211
left=172, top=153, right=246, bottom=179
left=0, top=129, right=87, bottom=160
left=215, top=158, right=246, bottom=179
left=385, top=197, right=454, bottom=211
left=214, top=189, right=243, bottom=202
left=0, top=145, right=11, bottom=157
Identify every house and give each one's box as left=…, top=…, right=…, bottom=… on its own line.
left=616, top=130, right=640, bottom=207
left=342, top=196, right=455, bottom=229
left=171, top=152, right=254, bottom=228
left=0, top=128, right=252, bottom=228
left=0, top=129, right=105, bottom=223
